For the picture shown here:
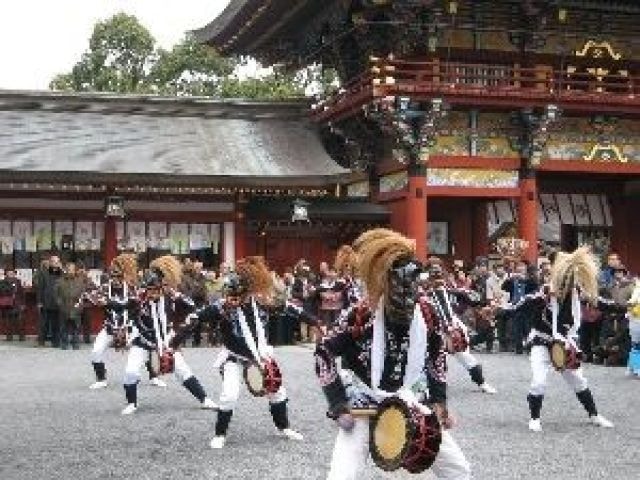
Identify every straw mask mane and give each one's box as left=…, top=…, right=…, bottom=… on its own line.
left=149, top=255, right=183, bottom=289
left=550, top=246, right=598, bottom=301
left=235, top=256, right=273, bottom=298
left=110, top=254, right=138, bottom=286
left=353, top=228, right=416, bottom=308
left=334, top=244, right=358, bottom=277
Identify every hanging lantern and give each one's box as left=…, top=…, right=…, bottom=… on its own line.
left=104, top=196, right=125, bottom=218
left=292, top=198, right=310, bottom=223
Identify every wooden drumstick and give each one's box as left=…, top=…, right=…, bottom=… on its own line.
left=349, top=408, right=378, bottom=417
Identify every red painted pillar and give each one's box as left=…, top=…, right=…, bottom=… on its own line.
left=406, top=163, right=428, bottom=261
left=519, top=172, right=538, bottom=263
left=609, top=195, right=628, bottom=264
left=104, top=217, right=117, bottom=267
left=472, top=201, right=489, bottom=259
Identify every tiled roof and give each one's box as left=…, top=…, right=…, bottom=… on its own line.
left=0, top=91, right=349, bottom=186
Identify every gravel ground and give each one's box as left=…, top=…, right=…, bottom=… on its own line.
left=0, top=343, right=638, bottom=480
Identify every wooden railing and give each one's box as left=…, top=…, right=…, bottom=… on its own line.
left=311, top=59, right=640, bottom=120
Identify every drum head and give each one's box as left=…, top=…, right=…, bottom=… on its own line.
left=370, top=399, right=411, bottom=472
left=550, top=342, right=567, bottom=370
left=244, top=363, right=266, bottom=397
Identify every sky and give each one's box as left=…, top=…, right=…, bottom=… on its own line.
left=0, top=0, right=231, bottom=90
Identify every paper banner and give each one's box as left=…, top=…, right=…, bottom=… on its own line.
left=127, top=222, right=147, bottom=253
left=148, top=222, right=167, bottom=249
left=13, top=238, right=26, bottom=251
left=116, top=221, right=125, bottom=240
left=189, top=223, right=209, bottom=250
left=75, top=221, right=94, bottom=242
left=54, top=221, right=74, bottom=248
left=211, top=224, right=220, bottom=254
left=95, top=222, right=104, bottom=241
left=0, top=237, right=13, bottom=254
left=25, top=236, right=37, bottom=252
left=34, top=221, right=53, bottom=251
left=0, top=221, right=11, bottom=238
left=12, top=220, right=31, bottom=240
left=169, top=223, right=189, bottom=255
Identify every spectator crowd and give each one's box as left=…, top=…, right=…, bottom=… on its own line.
left=0, top=250, right=637, bottom=370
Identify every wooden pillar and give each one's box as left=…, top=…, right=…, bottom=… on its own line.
left=104, top=217, right=117, bottom=267
left=234, top=221, right=247, bottom=260
left=368, top=166, right=380, bottom=203
left=519, top=171, right=538, bottom=263
left=472, top=200, right=489, bottom=259
left=407, top=163, right=428, bottom=261
left=609, top=195, right=628, bottom=264
left=234, top=199, right=247, bottom=261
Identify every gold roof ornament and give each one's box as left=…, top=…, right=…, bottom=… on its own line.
left=583, top=143, right=628, bottom=163
left=574, top=40, right=622, bottom=60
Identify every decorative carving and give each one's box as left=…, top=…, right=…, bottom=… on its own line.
left=426, top=169, right=519, bottom=189
left=364, top=96, right=449, bottom=165
left=511, top=105, right=561, bottom=167
left=379, top=171, right=408, bottom=193
left=583, top=144, right=628, bottom=163
left=496, top=237, right=530, bottom=261
left=574, top=41, right=622, bottom=60
left=508, top=1, right=549, bottom=52
left=321, top=115, right=385, bottom=172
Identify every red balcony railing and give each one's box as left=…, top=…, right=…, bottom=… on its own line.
left=311, top=59, right=640, bottom=121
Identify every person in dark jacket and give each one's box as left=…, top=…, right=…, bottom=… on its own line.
left=55, top=262, right=86, bottom=350
left=502, top=260, right=539, bottom=354
left=76, top=262, right=95, bottom=344
left=0, top=268, right=25, bottom=341
left=178, top=259, right=208, bottom=346
left=37, top=256, right=63, bottom=347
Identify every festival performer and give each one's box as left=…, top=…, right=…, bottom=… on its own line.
left=315, top=229, right=470, bottom=480
left=625, top=279, right=640, bottom=377
left=121, top=255, right=217, bottom=415
left=87, top=254, right=164, bottom=389
left=334, top=244, right=365, bottom=307
left=284, top=260, right=318, bottom=340
left=511, top=247, right=614, bottom=432
left=421, top=258, right=497, bottom=394
left=171, top=256, right=304, bottom=449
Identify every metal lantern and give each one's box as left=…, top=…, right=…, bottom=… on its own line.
left=291, top=198, right=310, bottom=223
left=104, top=196, right=125, bottom=218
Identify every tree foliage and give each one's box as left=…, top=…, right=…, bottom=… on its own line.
left=50, top=13, right=337, bottom=100
left=51, top=13, right=155, bottom=93
left=149, top=37, right=235, bottom=96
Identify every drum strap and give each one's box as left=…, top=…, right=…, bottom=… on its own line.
left=371, top=299, right=427, bottom=399
left=107, top=281, right=129, bottom=328
left=150, top=297, right=168, bottom=355
left=237, top=298, right=269, bottom=362
left=550, top=288, right=581, bottom=339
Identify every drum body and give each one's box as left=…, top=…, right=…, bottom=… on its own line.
left=158, top=350, right=175, bottom=375
left=550, top=340, right=581, bottom=371
left=369, top=397, right=442, bottom=474
left=243, top=358, right=283, bottom=397
left=112, top=327, right=128, bottom=351
left=445, top=326, right=469, bottom=354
